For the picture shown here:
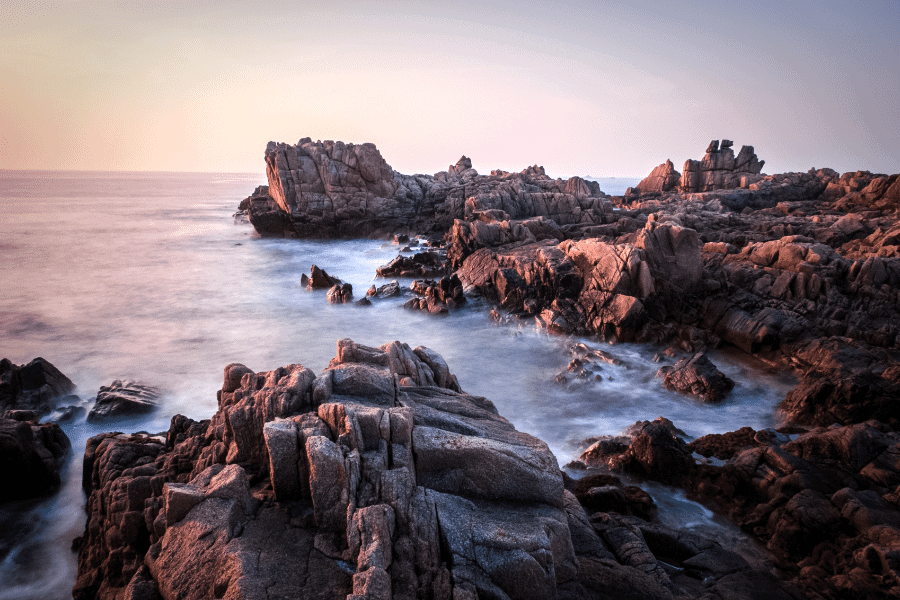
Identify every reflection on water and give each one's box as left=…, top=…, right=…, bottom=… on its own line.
left=0, top=171, right=791, bottom=596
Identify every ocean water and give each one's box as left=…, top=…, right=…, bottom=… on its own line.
left=0, top=171, right=792, bottom=597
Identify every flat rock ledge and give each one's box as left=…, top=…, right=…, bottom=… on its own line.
left=73, top=339, right=796, bottom=600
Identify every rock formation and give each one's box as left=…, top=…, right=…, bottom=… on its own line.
left=0, top=357, right=74, bottom=501
left=74, top=340, right=800, bottom=600
left=678, top=139, right=766, bottom=193
left=0, top=357, right=76, bottom=416
left=573, top=418, right=900, bottom=599
left=631, top=159, right=680, bottom=195
left=87, top=380, right=162, bottom=422
left=0, top=415, right=70, bottom=501
left=248, top=138, right=609, bottom=238
left=656, top=352, right=735, bottom=402
left=228, top=137, right=900, bottom=598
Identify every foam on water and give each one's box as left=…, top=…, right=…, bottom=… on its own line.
left=0, top=171, right=787, bottom=596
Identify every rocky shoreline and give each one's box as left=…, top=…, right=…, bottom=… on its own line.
left=3, top=137, right=899, bottom=598
left=70, top=340, right=802, bottom=600
left=234, top=136, right=900, bottom=598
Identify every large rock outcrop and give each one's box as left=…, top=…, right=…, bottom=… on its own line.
left=678, top=139, right=765, bottom=193
left=74, top=339, right=577, bottom=600
left=74, top=340, right=799, bottom=600
left=248, top=138, right=610, bottom=238
left=452, top=217, right=704, bottom=342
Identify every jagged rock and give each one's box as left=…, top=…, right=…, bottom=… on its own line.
left=0, top=416, right=70, bottom=501
left=75, top=340, right=581, bottom=600
left=678, top=140, right=765, bottom=193
left=367, top=280, right=401, bottom=299
left=687, top=427, right=784, bottom=460
left=408, top=275, right=466, bottom=312
left=304, top=265, right=342, bottom=289
left=656, top=352, right=735, bottom=402
left=87, top=380, right=162, bottom=422
left=251, top=138, right=607, bottom=238
left=0, top=356, right=76, bottom=415
left=376, top=251, right=447, bottom=278
left=633, top=159, right=680, bottom=194
left=326, top=283, right=353, bottom=304
left=578, top=419, right=695, bottom=486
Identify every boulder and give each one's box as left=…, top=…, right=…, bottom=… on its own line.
left=87, top=380, right=162, bottom=422
left=656, top=352, right=735, bottom=402
left=304, top=265, right=341, bottom=289
left=0, top=356, right=75, bottom=415
left=0, top=416, right=70, bottom=501
left=326, top=283, right=353, bottom=304
left=633, top=159, right=680, bottom=194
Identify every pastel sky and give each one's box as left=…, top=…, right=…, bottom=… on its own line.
left=1, top=0, right=897, bottom=178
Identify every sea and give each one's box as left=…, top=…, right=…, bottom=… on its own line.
left=0, top=170, right=795, bottom=598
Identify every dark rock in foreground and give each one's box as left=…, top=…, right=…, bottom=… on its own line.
left=74, top=340, right=795, bottom=600
left=1, top=356, right=75, bottom=416
left=0, top=416, right=70, bottom=502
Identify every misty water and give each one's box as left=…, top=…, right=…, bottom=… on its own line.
left=0, top=171, right=795, bottom=597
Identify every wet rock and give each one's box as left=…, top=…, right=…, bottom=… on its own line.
left=567, top=473, right=658, bottom=521
left=579, top=419, right=695, bottom=486
left=0, top=356, right=76, bottom=416
left=687, top=427, right=784, bottom=460
left=656, top=352, right=735, bottom=402
left=0, top=416, right=70, bottom=501
left=87, top=380, right=162, bottom=422
left=243, top=186, right=293, bottom=237
left=376, top=251, right=447, bottom=278
left=366, top=280, right=401, bottom=299
left=304, top=265, right=342, bottom=289
left=326, top=283, right=353, bottom=304
left=75, top=340, right=580, bottom=600
left=405, top=275, right=465, bottom=314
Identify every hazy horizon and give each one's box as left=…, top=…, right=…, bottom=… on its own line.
left=2, top=1, right=898, bottom=178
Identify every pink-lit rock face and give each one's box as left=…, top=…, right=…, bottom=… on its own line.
left=248, top=137, right=610, bottom=238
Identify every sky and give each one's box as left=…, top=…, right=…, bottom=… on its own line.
left=1, top=0, right=897, bottom=178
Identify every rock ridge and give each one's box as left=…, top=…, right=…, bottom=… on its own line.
left=73, top=339, right=798, bottom=600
